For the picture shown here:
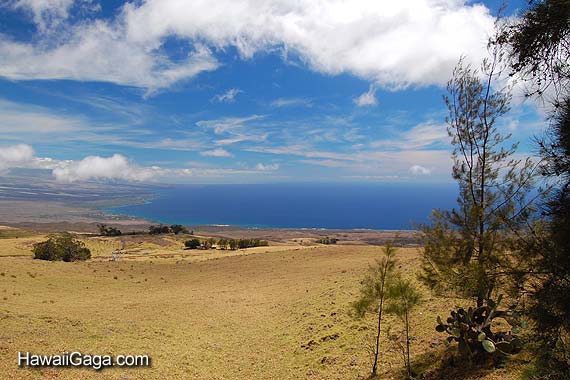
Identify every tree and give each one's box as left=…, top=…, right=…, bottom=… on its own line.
left=420, top=53, right=537, bottom=307
left=170, top=224, right=188, bottom=235
left=184, top=239, right=201, bottom=249
left=33, top=233, right=91, bottom=262
left=97, top=224, right=122, bottom=237
left=385, top=278, right=423, bottom=379
left=499, top=2, right=570, bottom=375
left=149, top=224, right=170, bottom=235
left=500, top=0, right=570, bottom=106
left=351, top=243, right=398, bottom=378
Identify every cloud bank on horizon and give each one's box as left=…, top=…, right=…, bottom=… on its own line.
left=0, top=0, right=543, bottom=184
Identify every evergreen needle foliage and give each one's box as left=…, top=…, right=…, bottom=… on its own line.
left=419, top=50, right=538, bottom=307
left=385, top=278, right=423, bottom=379
left=499, top=1, right=570, bottom=376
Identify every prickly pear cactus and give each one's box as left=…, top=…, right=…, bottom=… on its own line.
left=435, top=295, right=524, bottom=359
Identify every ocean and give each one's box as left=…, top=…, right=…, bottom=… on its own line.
left=107, top=183, right=458, bottom=230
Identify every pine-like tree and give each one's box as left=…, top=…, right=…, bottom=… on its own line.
left=420, top=51, right=538, bottom=307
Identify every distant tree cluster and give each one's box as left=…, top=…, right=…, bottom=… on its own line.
left=33, top=234, right=91, bottom=262
left=97, top=224, right=122, bottom=236
left=218, top=238, right=268, bottom=250
left=184, top=238, right=201, bottom=249
left=184, top=238, right=268, bottom=250
left=149, top=224, right=189, bottom=235
left=316, top=237, right=338, bottom=245
left=169, top=224, right=188, bottom=235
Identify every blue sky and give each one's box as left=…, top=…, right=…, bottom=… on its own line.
left=0, top=0, right=545, bottom=184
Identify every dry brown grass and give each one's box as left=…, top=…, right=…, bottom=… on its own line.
left=0, top=230, right=528, bottom=379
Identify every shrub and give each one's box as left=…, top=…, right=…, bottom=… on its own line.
left=316, top=237, right=338, bottom=244
left=33, top=234, right=91, bottom=262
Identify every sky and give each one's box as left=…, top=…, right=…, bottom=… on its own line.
left=0, top=0, right=546, bottom=184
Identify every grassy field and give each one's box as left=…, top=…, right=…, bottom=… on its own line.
left=0, top=229, right=529, bottom=380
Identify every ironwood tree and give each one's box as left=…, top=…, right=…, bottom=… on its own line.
left=351, top=242, right=398, bottom=378
left=419, top=50, right=538, bottom=308
left=499, top=1, right=570, bottom=375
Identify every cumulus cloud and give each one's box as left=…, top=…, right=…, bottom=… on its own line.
left=212, top=88, right=242, bottom=103
left=52, top=154, right=156, bottom=182
left=0, top=27, right=219, bottom=93
left=0, top=0, right=496, bottom=91
left=0, top=144, right=35, bottom=172
left=200, top=148, right=233, bottom=157
left=409, top=164, right=432, bottom=175
left=354, top=85, right=377, bottom=106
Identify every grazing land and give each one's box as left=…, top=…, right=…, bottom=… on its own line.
left=0, top=227, right=527, bottom=380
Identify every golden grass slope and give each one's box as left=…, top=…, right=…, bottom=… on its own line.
left=0, top=230, right=527, bottom=379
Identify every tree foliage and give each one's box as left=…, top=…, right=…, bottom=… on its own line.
left=384, top=278, right=423, bottom=379
left=351, top=243, right=398, bottom=377
left=184, top=239, right=201, bottom=249
left=499, top=1, right=570, bottom=376
left=33, top=234, right=91, bottom=262
left=501, top=0, right=570, bottom=103
left=149, top=224, right=170, bottom=235
left=420, top=54, right=537, bottom=307
left=170, top=224, right=188, bottom=235
left=97, top=224, right=122, bottom=236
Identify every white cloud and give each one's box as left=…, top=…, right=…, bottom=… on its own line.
left=0, top=0, right=496, bottom=91
left=52, top=154, right=156, bottom=182
left=0, top=144, right=35, bottom=172
left=200, top=148, right=233, bottom=157
left=271, top=97, right=312, bottom=108
left=371, top=122, right=448, bottom=150
left=10, top=0, right=77, bottom=31
left=409, top=164, right=432, bottom=175
left=212, top=88, right=242, bottom=103
left=255, top=163, right=280, bottom=171
left=354, top=85, right=377, bottom=106
left=0, top=27, right=219, bottom=93
left=196, top=115, right=264, bottom=135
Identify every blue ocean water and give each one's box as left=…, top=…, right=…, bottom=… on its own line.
left=107, top=183, right=458, bottom=230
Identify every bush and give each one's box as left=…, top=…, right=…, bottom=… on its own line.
left=184, top=239, right=201, bottom=249
left=33, top=234, right=91, bottom=262
left=316, top=237, right=338, bottom=244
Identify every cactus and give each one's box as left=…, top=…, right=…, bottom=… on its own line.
left=435, top=295, right=524, bottom=359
